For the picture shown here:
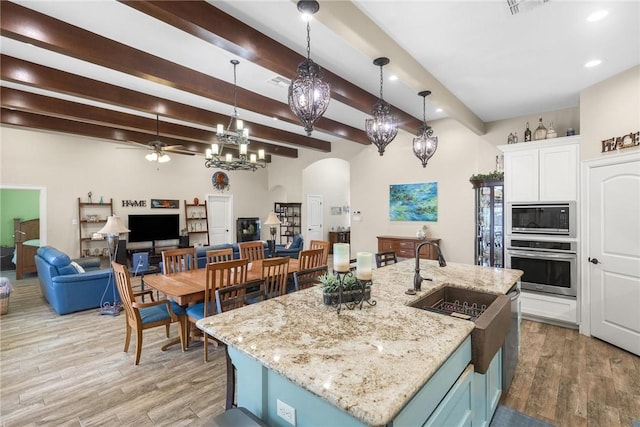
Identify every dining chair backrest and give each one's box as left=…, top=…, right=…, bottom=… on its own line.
left=113, top=261, right=137, bottom=322
left=261, top=256, right=289, bottom=299
left=309, top=240, right=330, bottom=265
left=375, top=251, right=398, bottom=268
left=162, top=247, right=197, bottom=274
left=206, top=248, right=234, bottom=264
left=203, top=258, right=249, bottom=317
left=112, top=261, right=185, bottom=364
left=293, top=265, right=328, bottom=291
left=299, top=248, right=325, bottom=270
left=215, top=281, right=265, bottom=314
left=238, top=241, right=265, bottom=262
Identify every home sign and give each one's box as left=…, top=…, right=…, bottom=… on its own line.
left=122, top=200, right=147, bottom=207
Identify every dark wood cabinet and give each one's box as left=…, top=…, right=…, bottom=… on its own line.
left=274, top=202, right=302, bottom=244
left=328, top=231, right=350, bottom=254
left=376, top=236, right=441, bottom=260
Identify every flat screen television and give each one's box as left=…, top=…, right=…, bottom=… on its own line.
left=127, top=214, right=180, bottom=243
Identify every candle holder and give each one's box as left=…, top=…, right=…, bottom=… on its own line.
left=323, top=271, right=376, bottom=314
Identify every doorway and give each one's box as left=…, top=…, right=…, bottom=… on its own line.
left=582, top=152, right=640, bottom=356
left=306, top=194, right=323, bottom=245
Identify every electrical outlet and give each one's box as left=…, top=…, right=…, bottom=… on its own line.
left=276, top=399, right=296, bottom=426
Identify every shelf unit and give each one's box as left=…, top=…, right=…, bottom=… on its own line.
left=274, top=202, right=302, bottom=244
left=184, top=200, right=209, bottom=246
left=78, top=197, right=114, bottom=258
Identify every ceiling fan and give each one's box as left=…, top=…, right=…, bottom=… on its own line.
left=120, top=114, right=196, bottom=163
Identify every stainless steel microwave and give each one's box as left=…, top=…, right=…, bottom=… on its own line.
left=508, top=202, right=576, bottom=237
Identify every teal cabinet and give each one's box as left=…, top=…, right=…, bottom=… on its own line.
left=473, top=348, right=503, bottom=427
left=423, top=364, right=474, bottom=427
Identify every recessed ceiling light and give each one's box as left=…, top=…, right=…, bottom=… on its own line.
left=585, top=59, right=602, bottom=68
left=435, top=108, right=443, bottom=113
left=587, top=10, right=608, bottom=22
left=272, top=116, right=279, bottom=121
left=388, top=74, right=398, bottom=81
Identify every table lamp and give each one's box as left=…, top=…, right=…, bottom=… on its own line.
left=264, top=212, right=281, bottom=258
left=97, top=214, right=130, bottom=315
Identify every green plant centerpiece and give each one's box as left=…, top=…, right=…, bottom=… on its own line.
left=319, top=272, right=373, bottom=308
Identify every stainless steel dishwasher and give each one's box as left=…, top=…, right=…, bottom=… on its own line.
left=502, top=280, right=521, bottom=391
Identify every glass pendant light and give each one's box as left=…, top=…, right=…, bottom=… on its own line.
left=412, top=91, right=438, bottom=168
left=288, top=0, right=331, bottom=136
left=365, top=57, right=398, bottom=155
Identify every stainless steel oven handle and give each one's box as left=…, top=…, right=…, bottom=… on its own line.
left=507, top=250, right=577, bottom=260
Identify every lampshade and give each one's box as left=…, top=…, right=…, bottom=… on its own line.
left=264, top=212, right=281, bottom=226
left=97, top=215, right=130, bottom=235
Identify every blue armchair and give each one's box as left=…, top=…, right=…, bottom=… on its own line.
left=275, top=234, right=304, bottom=259
left=34, top=246, right=118, bottom=315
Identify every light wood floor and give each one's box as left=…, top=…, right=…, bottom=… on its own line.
left=1, top=273, right=638, bottom=426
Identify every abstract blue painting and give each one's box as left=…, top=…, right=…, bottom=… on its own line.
left=389, top=182, right=438, bottom=221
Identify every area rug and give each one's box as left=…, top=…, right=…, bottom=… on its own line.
left=490, top=405, right=555, bottom=427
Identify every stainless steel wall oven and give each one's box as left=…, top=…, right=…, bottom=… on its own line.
left=506, top=238, right=577, bottom=297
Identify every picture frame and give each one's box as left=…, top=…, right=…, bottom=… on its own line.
left=330, top=206, right=342, bottom=215
left=389, top=182, right=438, bottom=221
left=150, top=199, right=179, bottom=209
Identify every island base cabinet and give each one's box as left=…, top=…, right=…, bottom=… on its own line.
left=228, top=339, right=502, bottom=427
left=473, top=348, right=503, bottom=427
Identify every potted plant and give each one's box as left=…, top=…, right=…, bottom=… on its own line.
left=319, top=273, right=371, bottom=305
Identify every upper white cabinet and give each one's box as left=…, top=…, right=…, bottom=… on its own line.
left=499, top=136, right=580, bottom=202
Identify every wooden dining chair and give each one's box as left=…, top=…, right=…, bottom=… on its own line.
left=262, top=256, right=290, bottom=299
left=215, top=281, right=265, bottom=410
left=293, top=265, right=328, bottom=291
left=309, top=239, right=330, bottom=265
left=206, top=247, right=234, bottom=264
left=161, top=247, right=197, bottom=274
left=375, top=251, right=398, bottom=268
left=185, top=258, right=248, bottom=362
left=112, top=262, right=186, bottom=365
left=238, top=241, right=265, bottom=262
left=298, top=248, right=325, bottom=270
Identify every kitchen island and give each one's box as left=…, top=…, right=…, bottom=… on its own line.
left=197, top=260, right=523, bottom=426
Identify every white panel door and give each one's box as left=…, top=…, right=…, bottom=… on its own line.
left=588, top=154, right=640, bottom=356
left=207, top=195, right=233, bottom=245
left=306, top=194, right=323, bottom=245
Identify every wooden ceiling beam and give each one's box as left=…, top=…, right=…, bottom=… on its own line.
left=0, top=86, right=298, bottom=158
left=119, top=0, right=424, bottom=132
left=0, top=1, right=367, bottom=145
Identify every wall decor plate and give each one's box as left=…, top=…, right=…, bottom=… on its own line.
left=212, top=171, right=230, bottom=191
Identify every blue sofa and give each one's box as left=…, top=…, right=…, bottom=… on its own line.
left=195, top=241, right=272, bottom=268
left=34, top=246, right=119, bottom=315
left=274, top=234, right=304, bottom=259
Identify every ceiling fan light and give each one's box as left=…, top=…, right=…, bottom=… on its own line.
left=158, top=153, right=171, bottom=163
left=146, top=152, right=158, bottom=162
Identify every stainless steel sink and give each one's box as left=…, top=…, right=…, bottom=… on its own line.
left=409, top=286, right=511, bottom=373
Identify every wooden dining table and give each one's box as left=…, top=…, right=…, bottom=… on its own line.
left=142, top=257, right=300, bottom=306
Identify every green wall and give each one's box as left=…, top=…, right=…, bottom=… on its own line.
left=0, top=189, right=40, bottom=246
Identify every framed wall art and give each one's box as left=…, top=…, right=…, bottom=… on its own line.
left=150, top=199, right=179, bottom=209
left=389, top=182, right=438, bottom=221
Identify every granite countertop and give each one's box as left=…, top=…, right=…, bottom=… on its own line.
left=197, top=259, right=523, bottom=426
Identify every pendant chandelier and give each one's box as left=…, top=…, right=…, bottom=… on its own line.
left=205, top=59, right=266, bottom=172
left=412, top=90, right=439, bottom=168
left=365, top=57, right=398, bottom=156
left=288, top=0, right=331, bottom=136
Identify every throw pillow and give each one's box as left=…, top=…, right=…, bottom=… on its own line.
left=69, top=261, right=86, bottom=274
left=285, top=241, right=292, bottom=249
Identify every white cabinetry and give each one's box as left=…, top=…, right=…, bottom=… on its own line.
left=500, top=136, right=580, bottom=202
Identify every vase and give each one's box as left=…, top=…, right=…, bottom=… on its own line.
left=323, top=288, right=371, bottom=306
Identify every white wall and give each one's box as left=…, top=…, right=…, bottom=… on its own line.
left=580, top=65, right=640, bottom=160
left=0, top=126, right=270, bottom=257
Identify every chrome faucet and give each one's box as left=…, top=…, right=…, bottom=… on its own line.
left=413, top=241, right=447, bottom=292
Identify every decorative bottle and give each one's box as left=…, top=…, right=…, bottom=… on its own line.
left=524, top=122, right=532, bottom=142
left=546, top=121, right=557, bottom=139
left=533, top=116, right=547, bottom=140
